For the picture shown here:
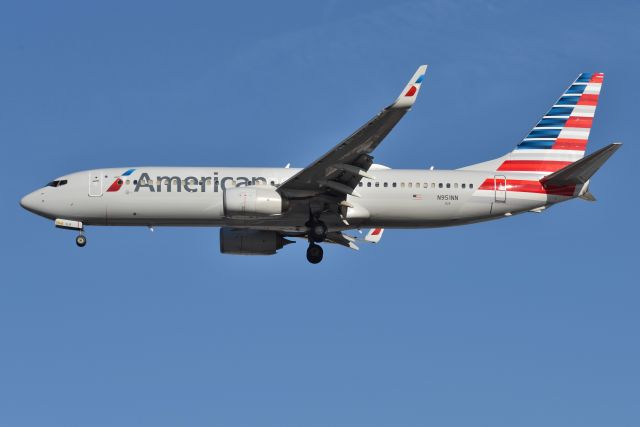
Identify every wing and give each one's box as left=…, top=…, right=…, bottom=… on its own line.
left=277, top=65, right=428, bottom=200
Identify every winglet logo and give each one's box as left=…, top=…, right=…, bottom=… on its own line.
left=404, top=73, right=424, bottom=97
left=106, top=169, right=136, bottom=192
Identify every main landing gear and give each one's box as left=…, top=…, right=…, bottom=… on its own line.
left=306, top=243, right=323, bottom=264
left=305, top=218, right=327, bottom=264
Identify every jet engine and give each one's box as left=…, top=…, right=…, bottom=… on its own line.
left=223, top=187, right=288, bottom=218
left=219, top=228, right=293, bottom=255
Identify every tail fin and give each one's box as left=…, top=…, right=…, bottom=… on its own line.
left=462, top=72, right=604, bottom=174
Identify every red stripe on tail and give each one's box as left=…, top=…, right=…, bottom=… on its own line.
left=553, top=138, right=588, bottom=150
left=578, top=94, right=599, bottom=106
left=497, top=160, right=571, bottom=172
left=565, top=116, right=593, bottom=128
left=479, top=178, right=575, bottom=196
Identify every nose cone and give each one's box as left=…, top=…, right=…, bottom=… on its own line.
left=20, top=191, right=41, bottom=214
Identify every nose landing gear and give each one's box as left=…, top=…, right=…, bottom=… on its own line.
left=75, top=233, right=87, bottom=247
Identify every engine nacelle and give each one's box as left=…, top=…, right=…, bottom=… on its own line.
left=223, top=187, right=288, bottom=218
left=219, top=228, right=292, bottom=255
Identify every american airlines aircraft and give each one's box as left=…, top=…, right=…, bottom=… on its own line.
left=20, top=66, right=620, bottom=263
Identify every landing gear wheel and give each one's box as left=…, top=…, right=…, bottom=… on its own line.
left=75, top=234, right=87, bottom=247
left=308, top=222, right=327, bottom=243
left=306, top=243, right=323, bottom=264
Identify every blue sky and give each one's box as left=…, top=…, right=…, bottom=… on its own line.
left=1, top=0, right=639, bottom=426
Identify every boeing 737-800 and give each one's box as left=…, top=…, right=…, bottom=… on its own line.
left=20, top=66, right=620, bottom=263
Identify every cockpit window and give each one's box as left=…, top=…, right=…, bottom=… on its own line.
left=46, top=179, right=68, bottom=187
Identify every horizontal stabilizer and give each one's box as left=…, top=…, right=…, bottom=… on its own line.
left=325, top=232, right=360, bottom=250
left=363, top=228, right=384, bottom=243
left=579, top=191, right=596, bottom=202
left=541, top=143, right=621, bottom=187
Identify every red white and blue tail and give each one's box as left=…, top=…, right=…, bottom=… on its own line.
left=462, top=73, right=604, bottom=175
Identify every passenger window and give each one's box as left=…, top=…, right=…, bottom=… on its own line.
left=401, top=183, right=405, bottom=188
left=383, top=182, right=388, bottom=187
left=438, top=183, right=443, bottom=188
left=367, top=182, right=372, bottom=187
left=270, top=180, right=275, bottom=186
left=454, top=183, right=458, bottom=188
left=431, top=183, right=435, bottom=188
left=133, top=180, right=138, bottom=185
left=470, top=183, right=474, bottom=189
left=408, top=182, right=412, bottom=188
left=358, top=182, right=363, bottom=187
left=461, top=183, right=466, bottom=189
left=423, top=183, right=428, bottom=188
left=392, top=182, right=397, bottom=188
left=375, top=182, right=380, bottom=187
left=446, top=183, right=451, bottom=188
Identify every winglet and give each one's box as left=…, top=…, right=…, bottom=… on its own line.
left=392, top=65, right=428, bottom=109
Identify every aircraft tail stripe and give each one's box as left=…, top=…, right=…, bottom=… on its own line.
left=565, top=116, right=593, bottom=128
left=557, top=96, right=580, bottom=105
left=566, top=84, right=587, bottom=94
left=527, top=129, right=562, bottom=139
left=537, top=118, right=568, bottom=127
left=478, top=178, right=575, bottom=196
left=553, top=138, right=588, bottom=150
left=546, top=106, right=574, bottom=116
left=517, top=140, right=556, bottom=149
left=577, top=94, right=599, bottom=106
left=497, top=160, right=571, bottom=172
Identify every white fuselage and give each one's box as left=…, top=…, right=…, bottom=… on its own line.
left=20, top=166, right=574, bottom=232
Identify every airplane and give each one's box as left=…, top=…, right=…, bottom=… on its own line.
left=20, top=65, right=621, bottom=264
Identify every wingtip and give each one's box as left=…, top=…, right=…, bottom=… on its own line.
left=392, top=65, right=429, bottom=109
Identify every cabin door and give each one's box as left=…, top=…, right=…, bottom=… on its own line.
left=89, top=170, right=103, bottom=197
left=494, top=175, right=506, bottom=203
